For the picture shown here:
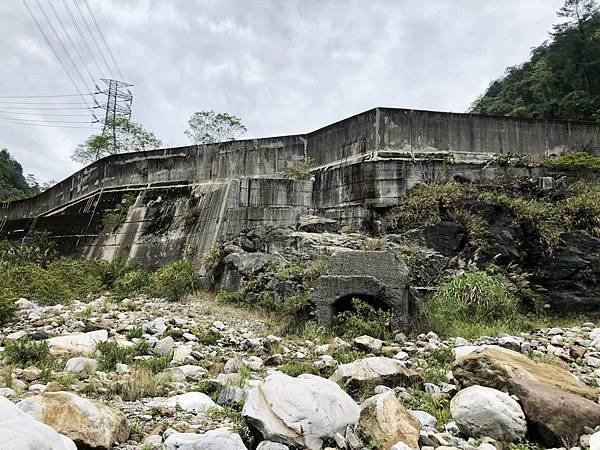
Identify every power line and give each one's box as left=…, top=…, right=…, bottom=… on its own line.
left=0, top=100, right=92, bottom=105
left=45, top=0, right=96, bottom=85
left=0, top=105, right=98, bottom=110
left=0, top=116, right=97, bottom=124
left=60, top=0, right=105, bottom=77
left=83, top=0, right=125, bottom=80
left=0, top=119, right=99, bottom=129
left=22, top=0, right=94, bottom=114
left=32, top=0, right=94, bottom=99
left=0, top=93, right=96, bottom=99
left=0, top=109, right=93, bottom=117
left=71, top=0, right=113, bottom=78
left=94, top=0, right=128, bottom=81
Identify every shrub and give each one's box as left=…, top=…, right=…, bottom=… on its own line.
left=96, top=340, right=150, bottom=371
left=332, top=298, right=392, bottom=340
left=149, top=260, right=198, bottom=301
left=112, top=269, right=151, bottom=299
left=4, top=338, right=51, bottom=367
left=282, top=157, right=314, bottom=180
left=0, top=288, right=17, bottom=326
left=125, top=326, right=144, bottom=340
left=103, top=194, right=136, bottom=232
left=215, top=289, right=245, bottom=305
left=113, top=368, right=170, bottom=401
left=202, top=245, right=224, bottom=281
left=422, top=271, right=520, bottom=338
left=136, top=354, right=171, bottom=374
left=547, top=151, right=600, bottom=171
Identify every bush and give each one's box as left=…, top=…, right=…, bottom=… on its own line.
left=149, top=260, right=198, bottom=301
left=422, top=271, right=520, bottom=338
left=4, top=338, right=50, bottom=367
left=112, top=269, right=151, bottom=299
left=282, top=157, right=313, bottom=180
left=547, top=152, right=600, bottom=171
left=103, top=194, right=136, bottom=232
left=332, top=298, right=392, bottom=340
left=96, top=340, right=150, bottom=372
left=113, top=368, right=170, bottom=401
left=0, top=288, right=17, bottom=326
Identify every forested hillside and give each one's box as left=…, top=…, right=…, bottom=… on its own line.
left=0, top=148, right=35, bottom=202
left=471, top=0, right=600, bottom=121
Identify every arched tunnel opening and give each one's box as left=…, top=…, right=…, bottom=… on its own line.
left=332, top=293, right=391, bottom=316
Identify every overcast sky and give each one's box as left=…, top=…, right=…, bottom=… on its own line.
left=1, top=0, right=565, bottom=182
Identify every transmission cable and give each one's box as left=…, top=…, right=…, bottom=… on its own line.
left=22, top=0, right=94, bottom=115
left=71, top=0, right=113, bottom=78
left=0, top=93, right=96, bottom=99
left=83, top=0, right=125, bottom=80
left=32, top=0, right=94, bottom=99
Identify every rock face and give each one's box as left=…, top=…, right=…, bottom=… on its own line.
left=453, top=345, right=597, bottom=399
left=0, top=396, right=77, bottom=450
left=507, top=378, right=600, bottom=447
left=164, top=428, right=247, bottom=450
left=450, top=386, right=527, bottom=442
left=311, top=250, right=411, bottom=327
left=47, top=330, right=108, bottom=356
left=242, top=372, right=360, bottom=450
left=17, top=391, right=129, bottom=449
left=329, top=357, right=421, bottom=391
left=359, top=391, right=420, bottom=450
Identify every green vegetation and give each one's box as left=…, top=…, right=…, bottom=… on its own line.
left=385, top=179, right=600, bottom=251
left=548, top=151, right=600, bottom=171
left=112, top=269, right=151, bottom=299
left=73, top=117, right=161, bottom=164
left=282, top=157, right=314, bottom=180
left=4, top=338, right=51, bottom=367
left=185, top=110, right=247, bottom=144
left=422, top=271, right=520, bottom=338
left=0, top=288, right=17, bottom=326
left=103, top=194, right=136, bottom=232
left=332, top=298, right=392, bottom=340
left=421, top=346, right=453, bottom=385
left=112, top=368, right=170, bottom=401
left=149, top=260, right=198, bottom=301
left=471, top=1, right=600, bottom=121
left=278, top=361, right=336, bottom=378
left=0, top=149, right=36, bottom=201
left=404, top=390, right=452, bottom=426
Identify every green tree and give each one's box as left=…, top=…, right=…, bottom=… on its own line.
left=72, top=117, right=161, bottom=164
left=185, top=110, right=247, bottom=144
left=0, top=149, right=36, bottom=201
left=471, top=0, right=600, bottom=122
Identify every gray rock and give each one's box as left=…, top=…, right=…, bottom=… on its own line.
left=149, top=392, right=220, bottom=414
left=146, top=318, right=167, bottom=336
left=217, top=386, right=247, bottom=408
left=352, top=335, right=383, bottom=354
left=256, top=441, right=290, bottom=450
left=411, top=410, right=437, bottom=429
left=450, top=386, right=526, bottom=442
left=164, top=428, right=247, bottom=450
left=152, top=336, right=174, bottom=356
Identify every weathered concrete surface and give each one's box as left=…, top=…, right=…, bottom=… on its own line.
left=1, top=107, right=599, bottom=266
left=312, top=250, right=411, bottom=326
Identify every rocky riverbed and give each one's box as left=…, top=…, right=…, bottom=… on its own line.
left=1, top=293, right=599, bottom=450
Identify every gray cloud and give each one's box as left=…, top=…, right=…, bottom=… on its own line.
left=0, top=0, right=564, bottom=182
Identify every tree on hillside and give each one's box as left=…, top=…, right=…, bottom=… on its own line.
left=471, top=0, right=600, bottom=122
left=0, top=148, right=36, bottom=201
left=72, top=117, right=161, bottom=165
left=185, top=110, right=247, bottom=145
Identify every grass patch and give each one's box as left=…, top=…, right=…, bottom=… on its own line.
left=547, top=151, right=600, bottom=171
left=422, top=271, right=520, bottom=338
left=96, top=340, right=151, bottom=372
left=149, top=260, right=198, bottom=301
left=3, top=338, right=51, bottom=367
left=113, top=368, right=170, bottom=401
left=405, top=390, right=452, bottom=426
left=422, top=346, right=453, bottom=385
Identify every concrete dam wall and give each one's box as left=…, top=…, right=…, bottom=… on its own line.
left=1, top=107, right=599, bottom=266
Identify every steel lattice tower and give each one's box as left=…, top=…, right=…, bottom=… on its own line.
left=99, top=78, right=133, bottom=152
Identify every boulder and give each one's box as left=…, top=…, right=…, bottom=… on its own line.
left=352, top=335, right=383, bottom=354
left=256, top=441, right=290, bottom=450
left=64, top=357, right=98, bottom=378
left=164, top=428, right=247, bottom=450
left=152, top=336, right=174, bottom=356
left=507, top=378, right=600, bottom=447
left=17, top=391, right=129, bottom=449
left=0, top=396, right=76, bottom=450
left=47, top=330, right=108, bottom=356
left=148, top=392, right=219, bottom=414
left=242, top=372, right=360, bottom=450
left=359, top=391, right=420, bottom=450
left=329, top=357, right=421, bottom=391
left=450, top=386, right=526, bottom=442
left=453, top=345, right=597, bottom=399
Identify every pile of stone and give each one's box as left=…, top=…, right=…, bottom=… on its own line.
left=1, top=292, right=600, bottom=449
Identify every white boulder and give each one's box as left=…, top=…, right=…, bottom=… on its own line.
left=64, top=357, right=98, bottom=378
left=450, top=385, right=526, bottom=442
left=164, top=428, right=247, bottom=450
left=0, top=396, right=76, bottom=450
left=47, top=330, right=108, bottom=356
left=149, top=392, right=219, bottom=414
left=242, top=372, right=360, bottom=450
